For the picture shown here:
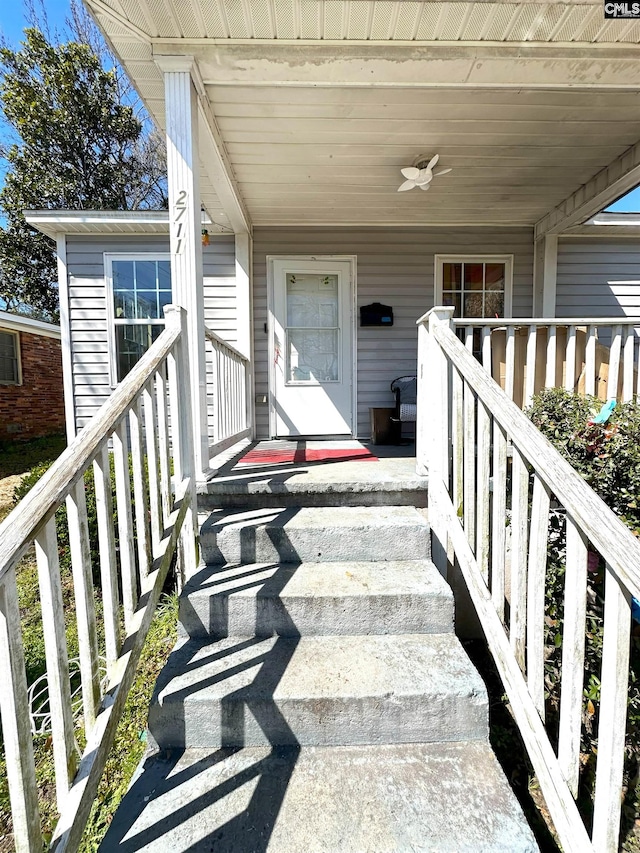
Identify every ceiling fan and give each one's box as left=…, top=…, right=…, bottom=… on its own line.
left=397, top=154, right=452, bottom=192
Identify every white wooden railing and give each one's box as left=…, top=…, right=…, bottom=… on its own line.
left=0, top=305, right=197, bottom=853
left=205, top=327, right=251, bottom=456
left=419, top=307, right=640, bottom=853
left=452, top=317, right=640, bottom=409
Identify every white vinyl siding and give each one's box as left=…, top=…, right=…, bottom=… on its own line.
left=64, top=234, right=236, bottom=431
left=556, top=238, right=640, bottom=318
left=253, top=227, right=534, bottom=439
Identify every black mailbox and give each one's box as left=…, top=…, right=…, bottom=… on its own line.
left=360, top=302, right=393, bottom=327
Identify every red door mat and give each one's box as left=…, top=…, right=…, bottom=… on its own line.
left=238, top=447, right=378, bottom=466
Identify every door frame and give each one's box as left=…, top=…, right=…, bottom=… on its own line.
left=266, top=254, right=358, bottom=439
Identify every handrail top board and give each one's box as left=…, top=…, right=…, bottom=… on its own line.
left=204, top=326, right=249, bottom=363
left=450, top=318, right=640, bottom=328
left=0, top=323, right=181, bottom=583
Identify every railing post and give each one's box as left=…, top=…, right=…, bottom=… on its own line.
left=418, top=307, right=454, bottom=575
left=165, top=305, right=199, bottom=588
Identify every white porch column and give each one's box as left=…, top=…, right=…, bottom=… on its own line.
left=156, top=56, right=209, bottom=479
left=533, top=234, right=558, bottom=318
left=235, top=232, right=255, bottom=437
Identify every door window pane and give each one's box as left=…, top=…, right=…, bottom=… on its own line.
left=287, top=329, right=338, bottom=382
left=285, top=271, right=340, bottom=382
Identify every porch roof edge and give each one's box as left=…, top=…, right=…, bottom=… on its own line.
left=24, top=209, right=213, bottom=239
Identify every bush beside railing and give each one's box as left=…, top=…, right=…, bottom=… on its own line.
left=419, top=307, right=640, bottom=853
left=0, top=305, right=197, bottom=853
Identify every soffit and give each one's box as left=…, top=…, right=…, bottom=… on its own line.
left=84, top=0, right=640, bottom=229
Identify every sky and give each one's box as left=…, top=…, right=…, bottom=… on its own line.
left=0, top=0, right=71, bottom=46
left=0, top=1, right=639, bottom=213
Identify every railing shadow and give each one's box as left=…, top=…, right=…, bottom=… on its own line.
left=100, top=512, right=305, bottom=851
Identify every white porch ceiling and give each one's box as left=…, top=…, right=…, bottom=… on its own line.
left=85, top=0, right=640, bottom=231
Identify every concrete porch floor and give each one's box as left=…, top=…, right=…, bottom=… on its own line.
left=201, top=439, right=427, bottom=508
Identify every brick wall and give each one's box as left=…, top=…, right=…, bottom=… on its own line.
left=0, top=331, right=65, bottom=442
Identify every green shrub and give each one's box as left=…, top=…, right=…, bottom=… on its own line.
left=526, top=389, right=640, bottom=831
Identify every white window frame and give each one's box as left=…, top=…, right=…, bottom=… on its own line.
left=434, top=254, right=514, bottom=319
left=105, top=253, right=171, bottom=386
left=0, top=330, right=22, bottom=386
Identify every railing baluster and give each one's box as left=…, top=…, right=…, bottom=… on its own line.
left=481, top=325, right=491, bottom=375
left=525, top=324, right=537, bottom=408
left=526, top=474, right=551, bottom=720
left=510, top=447, right=530, bottom=671
left=67, top=479, right=101, bottom=732
left=113, top=419, right=137, bottom=630
left=93, top=446, right=120, bottom=668
left=592, top=562, right=632, bottom=851
left=545, top=324, right=557, bottom=388
left=465, top=325, right=473, bottom=351
left=463, top=380, right=476, bottom=549
left=608, top=324, right=622, bottom=400
left=452, top=366, right=464, bottom=520
left=35, top=517, right=79, bottom=808
left=623, top=327, right=635, bottom=402
left=476, top=400, right=491, bottom=583
left=565, top=325, right=577, bottom=392
left=129, top=397, right=151, bottom=579
left=0, top=572, right=42, bottom=852
left=557, top=516, right=588, bottom=797
left=491, top=420, right=508, bottom=622
left=505, top=325, right=515, bottom=400
left=155, top=366, right=172, bottom=526
left=585, top=325, right=596, bottom=397
left=143, top=381, right=163, bottom=553
left=215, top=347, right=222, bottom=444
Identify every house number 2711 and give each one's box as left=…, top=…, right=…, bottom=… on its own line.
left=173, top=189, right=188, bottom=254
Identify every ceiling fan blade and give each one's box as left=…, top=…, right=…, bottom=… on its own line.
left=426, top=154, right=439, bottom=170
left=397, top=179, right=416, bottom=192
left=433, top=168, right=452, bottom=177
left=415, top=169, right=434, bottom=186
left=419, top=183, right=431, bottom=191
left=400, top=167, right=419, bottom=180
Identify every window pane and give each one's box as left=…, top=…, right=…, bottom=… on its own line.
left=112, top=261, right=134, bottom=291
left=464, top=263, right=484, bottom=291
left=116, top=324, right=162, bottom=380
left=135, top=291, right=159, bottom=319
left=486, top=263, right=505, bottom=291
left=135, top=260, right=157, bottom=290
left=442, top=291, right=461, bottom=314
left=443, top=263, right=462, bottom=289
left=484, top=291, right=504, bottom=318
left=464, top=293, right=484, bottom=318
left=287, top=329, right=338, bottom=382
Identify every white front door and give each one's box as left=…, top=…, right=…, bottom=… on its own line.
left=271, top=258, right=354, bottom=437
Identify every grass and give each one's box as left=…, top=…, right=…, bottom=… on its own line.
left=0, top=437, right=179, bottom=851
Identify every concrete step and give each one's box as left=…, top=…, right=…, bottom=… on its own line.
left=198, top=454, right=428, bottom=510
left=200, top=505, right=430, bottom=566
left=101, top=741, right=539, bottom=852
left=180, top=559, right=454, bottom=640
left=148, top=633, right=488, bottom=749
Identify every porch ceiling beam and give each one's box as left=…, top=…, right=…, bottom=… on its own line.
left=152, top=43, right=640, bottom=90
left=535, top=140, right=640, bottom=238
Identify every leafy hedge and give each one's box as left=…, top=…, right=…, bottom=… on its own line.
left=526, top=389, right=640, bottom=831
